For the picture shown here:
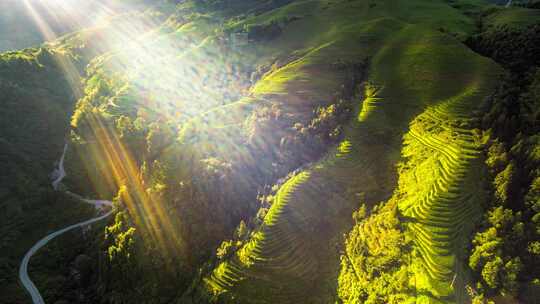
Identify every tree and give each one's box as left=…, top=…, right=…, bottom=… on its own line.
left=482, top=257, right=503, bottom=289
left=235, top=220, right=248, bottom=241
left=493, top=162, right=516, bottom=205
left=486, top=140, right=508, bottom=173
left=469, top=227, right=501, bottom=273
left=338, top=201, right=412, bottom=303
left=502, top=257, right=522, bottom=295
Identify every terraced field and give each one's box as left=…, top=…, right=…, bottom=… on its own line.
left=398, top=95, right=491, bottom=302
left=188, top=6, right=501, bottom=300
left=4, top=0, right=539, bottom=303
left=200, top=81, right=394, bottom=304
left=157, top=0, right=509, bottom=302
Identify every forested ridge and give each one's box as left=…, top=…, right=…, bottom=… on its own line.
left=464, top=11, right=540, bottom=301
left=0, top=0, right=539, bottom=303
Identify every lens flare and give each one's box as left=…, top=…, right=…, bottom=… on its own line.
left=20, top=0, right=252, bottom=264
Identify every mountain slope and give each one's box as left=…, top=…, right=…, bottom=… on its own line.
left=0, top=7, right=168, bottom=302
left=4, top=0, right=539, bottom=303
left=185, top=1, right=501, bottom=302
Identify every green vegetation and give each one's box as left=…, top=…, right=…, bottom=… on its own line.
left=180, top=1, right=501, bottom=302
left=27, top=206, right=106, bottom=304
left=0, top=6, right=168, bottom=302
left=483, top=7, right=540, bottom=29
left=1, top=0, right=539, bottom=303
left=0, top=45, right=85, bottom=302
left=462, top=8, right=540, bottom=302
left=339, top=201, right=413, bottom=304
left=467, top=74, right=540, bottom=303
left=467, top=11, right=540, bottom=71
left=0, top=190, right=96, bottom=303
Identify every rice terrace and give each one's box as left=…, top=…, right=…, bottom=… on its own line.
left=0, top=0, right=539, bottom=304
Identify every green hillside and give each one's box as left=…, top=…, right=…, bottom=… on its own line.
left=0, top=46, right=95, bottom=303
left=189, top=2, right=501, bottom=302
left=0, top=0, right=539, bottom=303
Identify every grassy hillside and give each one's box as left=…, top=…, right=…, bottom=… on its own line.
left=2, top=0, right=539, bottom=303
left=181, top=0, right=501, bottom=303
left=38, top=0, right=505, bottom=302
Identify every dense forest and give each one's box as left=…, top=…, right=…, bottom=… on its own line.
left=0, top=0, right=539, bottom=304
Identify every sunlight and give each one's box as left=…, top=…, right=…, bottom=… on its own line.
left=19, top=0, right=268, bottom=285
left=21, top=0, right=190, bottom=261
left=21, top=0, right=83, bottom=97
left=81, top=111, right=186, bottom=263
left=25, top=0, right=116, bottom=30
left=21, top=0, right=57, bottom=42
left=4, top=0, right=538, bottom=303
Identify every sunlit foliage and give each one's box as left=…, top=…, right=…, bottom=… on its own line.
left=338, top=202, right=413, bottom=304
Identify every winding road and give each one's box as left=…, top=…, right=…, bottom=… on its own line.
left=51, top=143, right=67, bottom=191
left=19, top=143, right=114, bottom=304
